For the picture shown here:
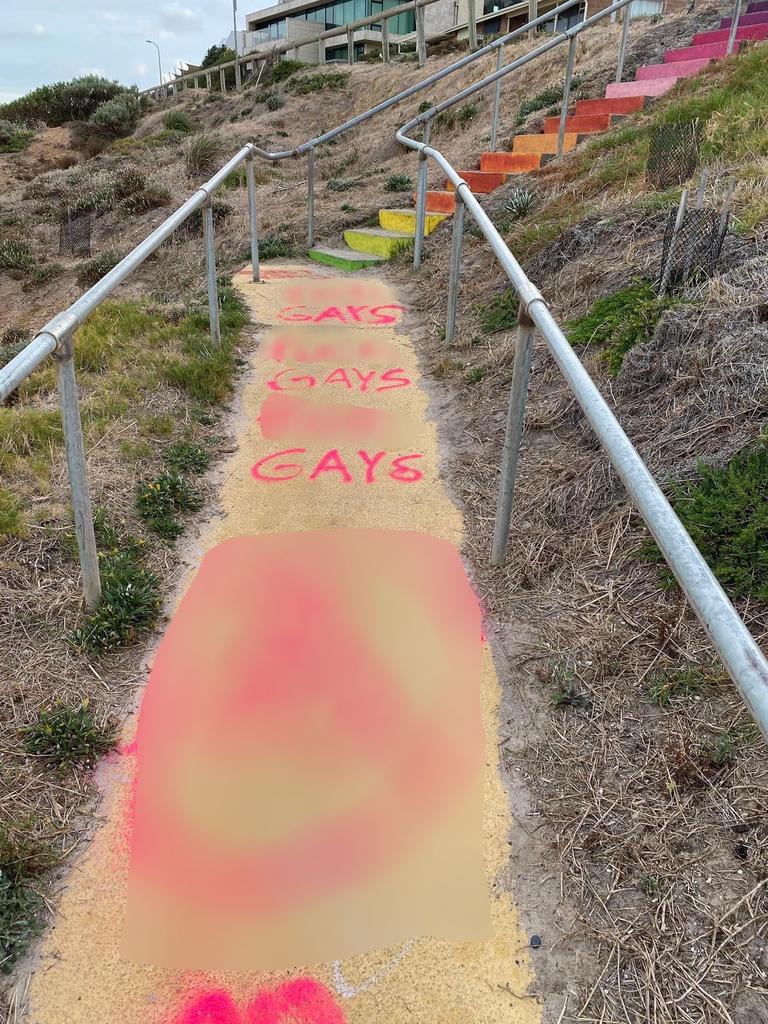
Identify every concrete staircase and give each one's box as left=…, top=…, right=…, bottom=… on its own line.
left=307, top=3, right=768, bottom=270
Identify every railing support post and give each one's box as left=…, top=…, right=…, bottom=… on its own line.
left=445, top=191, right=465, bottom=345
left=206, top=72, right=212, bottom=91
left=348, top=28, right=355, bottom=63
left=382, top=17, right=390, bottom=62
left=307, top=149, right=316, bottom=249
left=557, top=34, right=577, bottom=160
left=220, top=67, right=227, bottom=92
left=726, top=0, right=741, bottom=54
left=659, top=187, right=688, bottom=297
left=247, top=156, right=261, bottom=283
left=203, top=202, right=221, bottom=346
left=54, top=334, right=101, bottom=608
left=490, top=45, right=504, bottom=152
left=491, top=308, right=535, bottom=565
left=416, top=3, right=427, bottom=66
left=235, top=60, right=242, bottom=90
left=528, top=0, right=538, bottom=37
left=615, top=2, right=631, bottom=83
left=413, top=118, right=432, bottom=269
left=467, top=0, right=478, bottom=50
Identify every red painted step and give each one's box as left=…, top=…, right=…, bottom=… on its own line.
left=542, top=111, right=621, bottom=133
left=636, top=56, right=711, bottom=78
left=446, top=170, right=506, bottom=193
left=693, top=24, right=768, bottom=43
left=575, top=95, right=645, bottom=115
left=479, top=152, right=541, bottom=173
left=664, top=40, right=744, bottom=61
left=721, top=11, right=768, bottom=25
left=606, top=78, right=679, bottom=98
left=747, top=1, right=768, bottom=11
left=423, top=190, right=455, bottom=213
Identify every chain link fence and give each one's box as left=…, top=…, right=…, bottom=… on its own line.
left=658, top=206, right=729, bottom=292
left=59, top=208, right=92, bottom=258
left=647, top=120, right=702, bottom=190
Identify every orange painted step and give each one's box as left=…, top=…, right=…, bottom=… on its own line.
left=479, top=152, right=541, bottom=173
left=423, top=190, right=456, bottom=213
left=445, top=170, right=506, bottom=193
left=542, top=112, right=619, bottom=134
left=575, top=95, right=645, bottom=116
left=513, top=133, right=578, bottom=155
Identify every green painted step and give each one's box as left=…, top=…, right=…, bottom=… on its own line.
left=344, top=226, right=412, bottom=258
left=307, top=245, right=386, bottom=271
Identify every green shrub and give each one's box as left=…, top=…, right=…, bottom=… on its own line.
left=72, top=547, right=161, bottom=651
left=326, top=177, right=362, bottom=192
left=646, top=441, right=768, bottom=603
left=565, top=280, right=673, bottom=375
left=474, top=288, right=519, bottom=334
left=259, top=233, right=295, bottom=259
left=0, top=75, right=125, bottom=126
left=20, top=701, right=117, bottom=770
left=503, top=187, right=535, bottom=220
left=89, top=92, right=141, bottom=137
left=222, top=167, right=247, bottom=190
left=23, top=263, right=64, bottom=291
left=184, top=130, right=225, bottom=177
left=649, top=665, right=723, bottom=705
left=289, top=72, right=349, bottom=95
left=201, top=44, right=236, bottom=68
left=417, top=100, right=431, bottom=114
left=0, top=118, right=33, bottom=153
left=0, top=486, right=25, bottom=540
left=0, top=239, right=34, bottom=274
left=165, top=440, right=210, bottom=474
left=76, top=250, right=123, bottom=289
left=121, top=183, right=173, bottom=214
left=457, top=102, right=478, bottom=126
left=385, top=173, right=414, bottom=192
left=0, top=873, right=45, bottom=974
left=265, top=93, right=284, bottom=111
left=136, top=471, right=202, bottom=539
left=515, top=77, right=582, bottom=126
left=162, top=108, right=194, bottom=133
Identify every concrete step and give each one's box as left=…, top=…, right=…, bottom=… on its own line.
left=606, top=77, right=680, bottom=98
left=721, top=11, right=768, bottom=26
left=693, top=24, right=768, bottom=43
left=424, top=190, right=456, bottom=213
left=575, top=95, right=645, bottom=115
left=479, top=151, right=542, bottom=173
left=664, top=40, right=744, bottom=61
left=512, top=132, right=578, bottom=155
left=343, top=226, right=412, bottom=258
left=378, top=208, right=449, bottom=235
left=445, top=170, right=506, bottom=193
left=542, top=112, right=622, bottom=133
left=747, top=1, right=768, bottom=11
left=307, top=245, right=386, bottom=271
left=636, top=56, right=711, bottom=78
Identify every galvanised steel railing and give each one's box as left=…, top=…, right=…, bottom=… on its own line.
left=0, top=0, right=588, bottom=607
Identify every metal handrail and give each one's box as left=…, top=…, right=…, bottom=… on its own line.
left=393, top=4, right=768, bottom=739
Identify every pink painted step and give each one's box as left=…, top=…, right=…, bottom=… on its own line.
left=693, top=24, right=768, bottom=43
left=721, top=11, right=768, bottom=25
left=606, top=78, right=680, bottom=98
left=664, top=40, right=744, bottom=61
left=747, top=1, right=768, bottom=11
left=636, top=56, right=711, bottom=78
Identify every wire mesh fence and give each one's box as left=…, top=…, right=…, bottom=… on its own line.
left=59, top=208, right=92, bottom=258
left=646, top=120, right=702, bottom=190
left=658, top=206, right=728, bottom=291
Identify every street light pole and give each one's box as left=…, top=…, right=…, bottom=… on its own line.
left=232, top=0, right=242, bottom=90
left=146, top=39, right=164, bottom=97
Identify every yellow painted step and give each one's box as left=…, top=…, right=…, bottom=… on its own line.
left=344, top=226, right=412, bottom=258
left=379, top=208, right=449, bottom=236
left=512, top=132, right=578, bottom=155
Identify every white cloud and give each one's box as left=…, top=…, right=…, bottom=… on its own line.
left=159, top=29, right=176, bottom=40
left=136, top=62, right=148, bottom=75
left=79, top=66, right=108, bottom=76
left=33, top=23, right=46, bottom=34
left=160, top=2, right=202, bottom=34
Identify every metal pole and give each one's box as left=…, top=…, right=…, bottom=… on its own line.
left=54, top=335, right=101, bottom=607
left=726, top=0, right=740, bottom=55
left=490, top=45, right=503, bottom=152
left=247, top=156, right=261, bottom=283
left=445, top=193, right=465, bottom=345
left=615, top=2, right=630, bottom=83
left=491, top=309, right=535, bottom=565
left=348, top=28, right=355, bottom=63
left=382, top=17, right=390, bottom=61
left=203, top=203, right=221, bottom=346
left=233, top=0, right=242, bottom=88
left=467, top=0, right=478, bottom=50
left=416, top=3, right=427, bottom=66
left=307, top=149, right=316, bottom=249
left=557, top=35, right=577, bottom=159
left=413, top=118, right=431, bottom=269
left=659, top=187, right=687, bottom=297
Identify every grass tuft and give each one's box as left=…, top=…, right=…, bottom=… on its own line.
left=474, top=288, right=519, bottom=334
left=136, top=471, right=202, bottom=539
left=21, top=701, right=117, bottom=770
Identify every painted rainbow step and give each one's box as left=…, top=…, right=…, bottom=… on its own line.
left=575, top=95, right=645, bottom=115
left=636, top=56, right=711, bottom=78
left=479, top=151, right=541, bottom=172
left=605, top=77, right=680, bottom=98
left=693, top=23, right=768, bottom=43
left=343, top=226, right=411, bottom=258
left=379, top=208, right=448, bottom=235
left=307, top=245, right=386, bottom=271
left=446, top=170, right=506, bottom=192
left=512, top=132, right=578, bottom=155
left=664, top=40, right=744, bottom=61
left=721, top=11, right=768, bottom=25
left=542, top=112, right=623, bottom=133
left=424, top=190, right=456, bottom=213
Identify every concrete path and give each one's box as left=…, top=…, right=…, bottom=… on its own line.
left=22, top=264, right=541, bottom=1024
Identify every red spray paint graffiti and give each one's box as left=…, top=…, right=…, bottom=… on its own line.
left=174, top=980, right=346, bottom=1024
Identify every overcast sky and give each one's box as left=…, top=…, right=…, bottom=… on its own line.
left=0, top=1, right=271, bottom=103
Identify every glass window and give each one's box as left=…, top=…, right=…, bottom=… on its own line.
left=343, top=0, right=355, bottom=23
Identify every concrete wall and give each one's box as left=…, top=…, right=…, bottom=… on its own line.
left=286, top=17, right=324, bottom=60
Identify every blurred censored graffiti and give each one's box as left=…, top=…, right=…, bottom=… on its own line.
left=122, top=530, right=489, bottom=970
left=173, top=979, right=346, bottom=1024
